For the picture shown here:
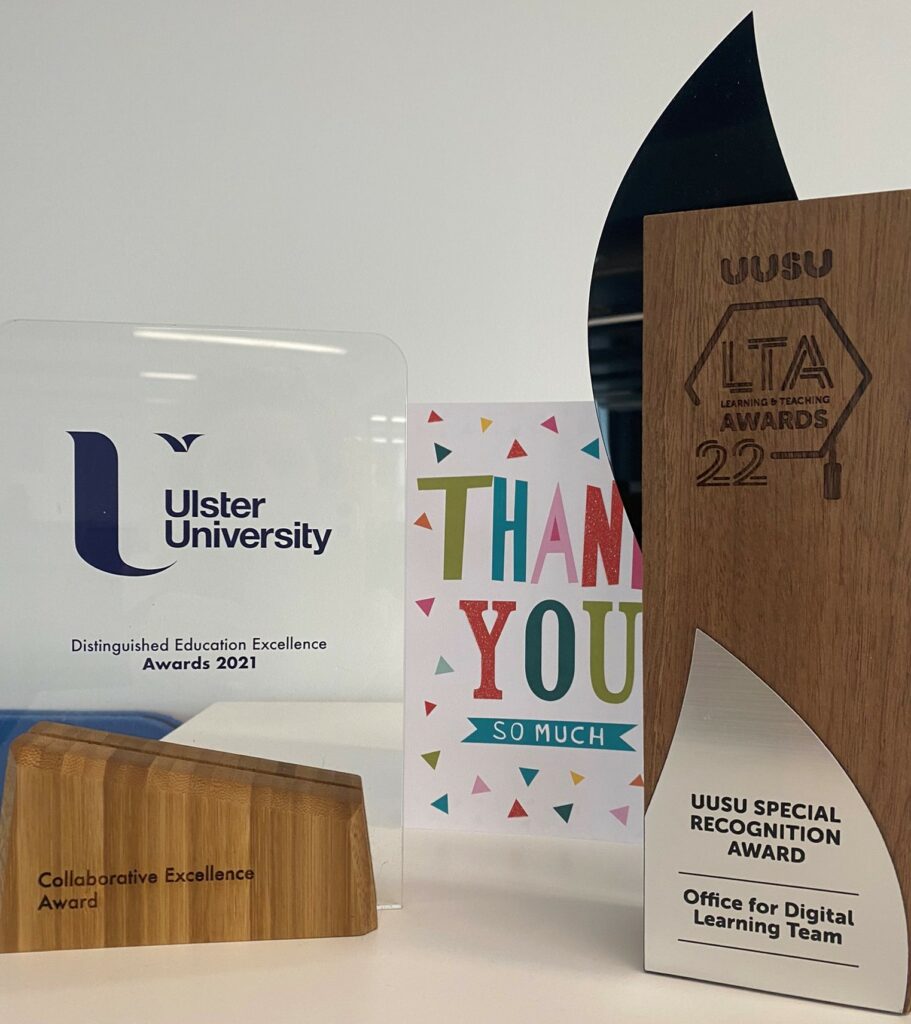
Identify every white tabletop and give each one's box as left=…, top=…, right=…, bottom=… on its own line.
left=0, top=827, right=888, bottom=1024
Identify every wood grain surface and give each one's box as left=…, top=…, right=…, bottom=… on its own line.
left=0, top=722, right=376, bottom=952
left=643, top=188, right=911, bottom=1009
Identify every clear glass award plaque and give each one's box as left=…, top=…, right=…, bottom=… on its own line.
left=0, top=321, right=405, bottom=909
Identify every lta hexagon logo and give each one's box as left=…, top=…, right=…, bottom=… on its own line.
left=684, top=298, right=871, bottom=499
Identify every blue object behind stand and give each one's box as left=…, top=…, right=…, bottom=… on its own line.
left=0, top=711, right=182, bottom=802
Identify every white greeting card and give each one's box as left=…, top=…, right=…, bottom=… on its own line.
left=405, top=402, right=642, bottom=840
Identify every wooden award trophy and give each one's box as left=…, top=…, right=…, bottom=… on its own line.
left=0, top=722, right=377, bottom=952
left=643, top=189, right=911, bottom=1012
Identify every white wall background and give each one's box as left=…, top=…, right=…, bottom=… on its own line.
left=0, top=0, right=907, bottom=403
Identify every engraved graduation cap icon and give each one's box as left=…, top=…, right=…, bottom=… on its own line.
left=684, top=297, right=871, bottom=500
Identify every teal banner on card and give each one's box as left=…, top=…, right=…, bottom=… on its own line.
left=462, top=717, right=635, bottom=751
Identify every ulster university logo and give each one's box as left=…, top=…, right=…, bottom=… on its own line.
left=69, top=432, right=202, bottom=576
left=69, top=431, right=332, bottom=576
left=684, top=297, right=871, bottom=500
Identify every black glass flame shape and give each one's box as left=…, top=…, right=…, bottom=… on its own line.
left=588, top=12, right=796, bottom=543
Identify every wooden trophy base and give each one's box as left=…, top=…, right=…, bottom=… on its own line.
left=0, top=722, right=377, bottom=952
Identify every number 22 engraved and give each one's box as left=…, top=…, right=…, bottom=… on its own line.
left=696, top=438, right=767, bottom=487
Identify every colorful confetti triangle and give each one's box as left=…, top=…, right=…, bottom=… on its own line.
left=415, top=597, right=435, bottom=617
left=435, top=656, right=453, bottom=675
left=413, top=512, right=432, bottom=530
left=519, top=767, right=539, bottom=787
left=431, top=793, right=449, bottom=813
left=428, top=410, right=443, bottom=423
left=507, top=439, right=527, bottom=459
left=570, top=771, right=585, bottom=786
left=581, top=438, right=600, bottom=459
left=480, top=417, right=493, bottom=433
left=508, top=799, right=528, bottom=819
left=553, top=803, right=573, bottom=823
left=540, top=415, right=558, bottom=433
left=434, top=442, right=452, bottom=463
left=471, top=775, right=491, bottom=794
left=610, top=805, right=630, bottom=826
left=421, top=750, right=440, bottom=769
left=424, top=700, right=437, bottom=716
left=630, top=774, right=644, bottom=787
